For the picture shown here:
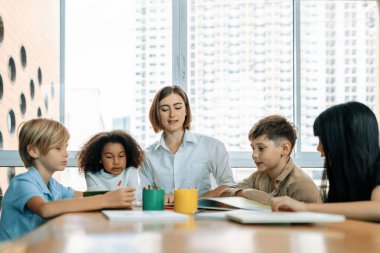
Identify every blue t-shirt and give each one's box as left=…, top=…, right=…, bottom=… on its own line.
left=0, top=167, right=75, bottom=242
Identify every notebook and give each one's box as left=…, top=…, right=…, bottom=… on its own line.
left=198, top=197, right=271, bottom=211
left=226, top=210, right=345, bottom=224
left=102, top=210, right=188, bottom=222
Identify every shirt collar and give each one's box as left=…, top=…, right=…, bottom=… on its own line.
left=183, top=130, right=197, bottom=144
left=153, top=130, right=197, bottom=151
left=29, top=166, right=51, bottom=194
left=153, top=133, right=165, bottom=151
left=99, top=168, right=125, bottom=179
left=273, top=157, right=295, bottom=184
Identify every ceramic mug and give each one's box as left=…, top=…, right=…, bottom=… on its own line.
left=173, top=188, right=198, bottom=214
left=142, top=188, right=165, bottom=210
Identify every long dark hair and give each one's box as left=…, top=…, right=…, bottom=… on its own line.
left=313, top=101, right=380, bottom=202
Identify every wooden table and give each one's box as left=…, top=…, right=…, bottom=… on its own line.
left=1, top=211, right=380, bottom=253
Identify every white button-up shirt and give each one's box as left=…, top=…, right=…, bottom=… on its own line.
left=140, top=130, right=235, bottom=195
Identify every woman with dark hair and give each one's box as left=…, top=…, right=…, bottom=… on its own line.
left=271, top=101, right=380, bottom=221
left=140, top=85, right=235, bottom=203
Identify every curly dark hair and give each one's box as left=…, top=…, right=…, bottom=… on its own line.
left=77, top=130, right=144, bottom=174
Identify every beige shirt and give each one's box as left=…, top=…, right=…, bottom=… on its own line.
left=220, top=158, right=322, bottom=204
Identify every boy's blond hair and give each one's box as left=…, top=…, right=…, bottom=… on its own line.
left=18, top=118, right=70, bottom=167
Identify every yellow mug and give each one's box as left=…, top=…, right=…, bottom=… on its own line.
left=174, top=188, right=198, bottom=214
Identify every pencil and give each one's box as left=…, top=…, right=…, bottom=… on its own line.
left=116, top=180, right=122, bottom=190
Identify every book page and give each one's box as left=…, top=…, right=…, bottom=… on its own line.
left=198, top=197, right=271, bottom=211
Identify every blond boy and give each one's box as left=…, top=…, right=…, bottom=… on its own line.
left=220, top=115, right=322, bottom=204
left=0, top=119, right=135, bottom=241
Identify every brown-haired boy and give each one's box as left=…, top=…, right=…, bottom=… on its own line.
left=220, top=115, right=322, bottom=204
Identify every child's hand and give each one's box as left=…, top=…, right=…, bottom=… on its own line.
left=164, top=194, right=174, bottom=204
left=270, top=196, right=307, bottom=212
left=104, top=187, right=135, bottom=209
left=240, top=189, right=271, bottom=205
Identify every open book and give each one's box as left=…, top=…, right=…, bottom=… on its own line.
left=198, top=197, right=271, bottom=211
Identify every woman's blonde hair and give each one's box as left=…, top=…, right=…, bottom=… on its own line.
left=18, top=118, right=70, bottom=167
left=149, top=85, right=192, bottom=133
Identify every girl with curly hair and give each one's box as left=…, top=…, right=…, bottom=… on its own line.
left=77, top=130, right=150, bottom=204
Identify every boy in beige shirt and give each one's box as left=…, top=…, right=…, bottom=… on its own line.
left=220, top=115, right=322, bottom=204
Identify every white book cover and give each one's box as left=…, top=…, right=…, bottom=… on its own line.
left=102, top=210, right=188, bottom=222
left=226, top=210, right=345, bottom=224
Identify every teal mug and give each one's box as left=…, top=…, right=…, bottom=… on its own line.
left=142, top=188, right=165, bottom=211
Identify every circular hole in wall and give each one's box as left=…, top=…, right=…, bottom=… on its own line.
left=0, top=74, right=3, bottom=100
left=8, top=57, right=16, bottom=82
left=0, top=16, right=4, bottom=44
left=20, top=93, right=26, bottom=115
left=7, top=109, right=16, bottom=134
left=37, top=107, right=42, bottom=117
left=20, top=46, right=27, bottom=68
left=0, top=131, right=3, bottom=150
left=51, top=82, right=55, bottom=98
left=30, top=79, right=35, bottom=99
left=44, top=95, right=49, bottom=111
left=37, top=67, right=42, bottom=85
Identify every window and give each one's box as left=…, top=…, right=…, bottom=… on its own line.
left=186, top=0, right=293, bottom=152
left=300, top=0, right=379, bottom=152
left=65, top=0, right=172, bottom=150
left=0, top=0, right=378, bottom=191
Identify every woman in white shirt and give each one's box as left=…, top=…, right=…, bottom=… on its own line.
left=140, top=85, right=235, bottom=203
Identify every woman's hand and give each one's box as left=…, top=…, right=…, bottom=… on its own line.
left=104, top=187, right=135, bottom=209
left=270, top=196, right=307, bottom=212
left=164, top=194, right=174, bottom=204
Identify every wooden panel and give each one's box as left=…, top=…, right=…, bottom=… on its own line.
left=0, top=0, right=60, bottom=150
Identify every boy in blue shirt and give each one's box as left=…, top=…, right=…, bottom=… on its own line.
left=0, top=118, right=135, bottom=241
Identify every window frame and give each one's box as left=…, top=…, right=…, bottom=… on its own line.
left=174, top=0, right=324, bottom=168
left=0, top=0, right=378, bottom=170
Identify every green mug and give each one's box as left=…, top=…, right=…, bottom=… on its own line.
left=83, top=191, right=108, bottom=197
left=142, top=188, right=165, bottom=210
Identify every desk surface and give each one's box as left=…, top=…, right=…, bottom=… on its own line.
left=2, top=211, right=380, bottom=253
